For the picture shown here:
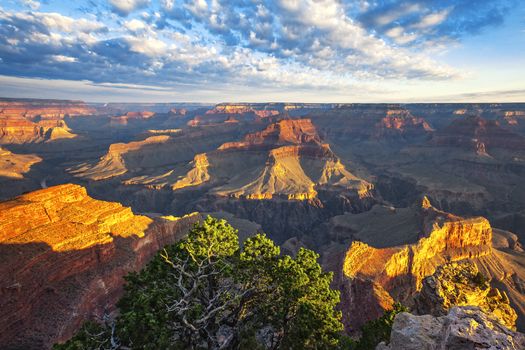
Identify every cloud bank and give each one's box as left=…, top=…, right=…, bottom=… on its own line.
left=0, top=0, right=521, bottom=101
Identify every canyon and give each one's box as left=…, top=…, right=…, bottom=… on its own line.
left=1, top=99, right=525, bottom=348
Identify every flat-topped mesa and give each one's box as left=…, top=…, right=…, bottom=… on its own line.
left=340, top=198, right=493, bottom=330
left=207, top=104, right=254, bottom=115
left=147, top=128, right=182, bottom=134
left=0, top=146, right=41, bottom=179
left=219, top=118, right=322, bottom=150
left=453, top=109, right=468, bottom=115
left=0, top=117, right=77, bottom=143
left=0, top=184, right=152, bottom=248
left=501, top=110, right=525, bottom=126
left=503, top=111, right=525, bottom=117
left=224, top=145, right=319, bottom=201
left=110, top=111, right=155, bottom=125
left=0, top=184, right=201, bottom=349
left=206, top=104, right=280, bottom=118
left=169, top=108, right=187, bottom=116
left=431, top=115, right=525, bottom=152
left=211, top=143, right=371, bottom=201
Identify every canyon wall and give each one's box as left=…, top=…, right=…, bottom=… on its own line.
left=340, top=198, right=495, bottom=331
left=0, top=184, right=201, bottom=349
left=0, top=99, right=97, bottom=144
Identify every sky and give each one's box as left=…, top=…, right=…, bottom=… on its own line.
left=0, top=0, right=524, bottom=103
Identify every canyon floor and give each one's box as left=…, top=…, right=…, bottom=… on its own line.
left=2, top=99, right=525, bottom=348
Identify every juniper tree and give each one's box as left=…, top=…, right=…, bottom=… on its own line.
left=55, top=216, right=343, bottom=350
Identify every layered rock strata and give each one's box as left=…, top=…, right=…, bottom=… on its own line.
left=0, top=184, right=200, bottom=349
left=0, top=117, right=77, bottom=143
left=0, top=99, right=95, bottom=119
left=0, top=147, right=41, bottom=178
left=341, top=197, right=493, bottom=330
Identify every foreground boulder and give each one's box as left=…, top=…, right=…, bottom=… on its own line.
left=0, top=184, right=200, bottom=349
left=377, top=306, right=525, bottom=350
left=415, top=261, right=517, bottom=329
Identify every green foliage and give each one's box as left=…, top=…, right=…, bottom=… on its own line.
left=55, top=216, right=343, bottom=349
left=353, top=303, right=408, bottom=350
left=53, top=321, right=114, bottom=350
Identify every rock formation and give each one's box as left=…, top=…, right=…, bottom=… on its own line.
left=110, top=111, right=155, bottom=125
left=0, top=184, right=201, bottom=349
left=70, top=135, right=173, bottom=180
left=377, top=307, right=525, bottom=350
left=171, top=153, right=211, bottom=190
left=196, top=119, right=372, bottom=200
left=373, top=108, right=434, bottom=139
left=219, top=118, right=321, bottom=149
left=0, top=98, right=95, bottom=120
left=0, top=117, right=77, bottom=144
left=415, top=261, right=517, bottom=329
left=0, top=98, right=95, bottom=143
left=430, top=115, right=525, bottom=154
left=340, top=197, right=495, bottom=330
left=2, top=101, right=525, bottom=346
left=0, top=146, right=41, bottom=179
left=70, top=123, right=252, bottom=183
left=206, top=103, right=280, bottom=118
left=307, top=105, right=434, bottom=143
left=111, top=119, right=372, bottom=201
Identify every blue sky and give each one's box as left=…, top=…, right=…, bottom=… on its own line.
left=0, top=0, right=523, bottom=102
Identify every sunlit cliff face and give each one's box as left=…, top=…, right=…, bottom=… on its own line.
left=0, top=183, right=202, bottom=349
left=0, top=184, right=152, bottom=252
left=181, top=119, right=372, bottom=200
left=338, top=197, right=514, bottom=331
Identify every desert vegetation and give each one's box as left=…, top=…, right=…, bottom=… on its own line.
left=55, top=216, right=343, bottom=349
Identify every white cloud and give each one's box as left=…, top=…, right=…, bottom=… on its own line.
left=109, top=0, right=150, bottom=16
left=0, top=3, right=463, bottom=98
left=22, top=0, right=40, bottom=10
left=411, top=9, right=451, bottom=29
left=373, top=3, right=421, bottom=26
left=124, top=18, right=147, bottom=32
left=385, top=26, right=418, bottom=45
left=51, top=55, right=77, bottom=63
left=125, top=36, right=167, bottom=56
left=270, top=0, right=459, bottom=79
left=35, top=12, right=106, bottom=33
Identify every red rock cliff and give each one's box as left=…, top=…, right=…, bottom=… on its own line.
left=0, top=184, right=200, bottom=349
left=340, top=198, right=493, bottom=331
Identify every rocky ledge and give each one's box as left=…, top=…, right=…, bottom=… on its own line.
left=377, top=306, right=525, bottom=350
left=415, top=261, right=517, bottom=329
